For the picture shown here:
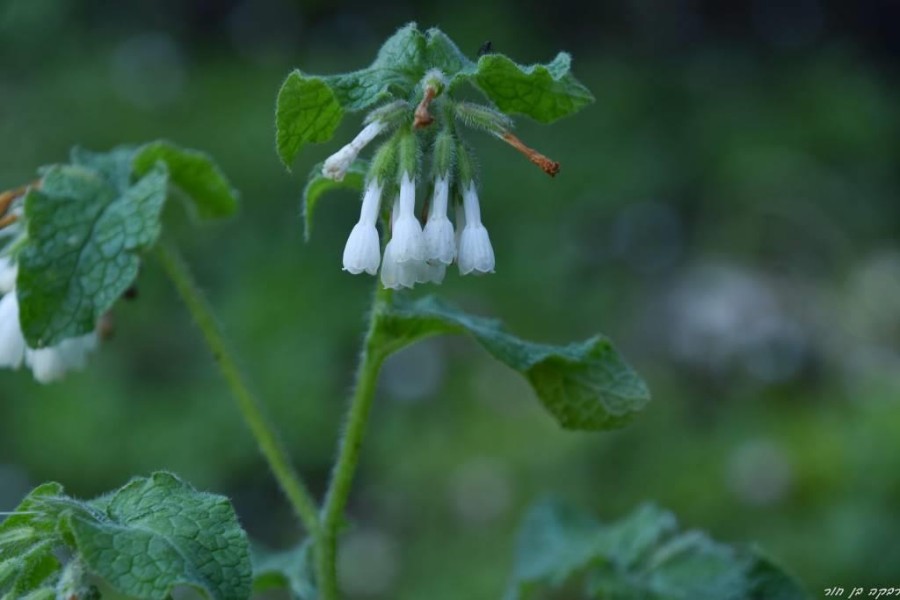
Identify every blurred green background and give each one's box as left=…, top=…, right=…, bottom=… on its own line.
left=3, top=0, right=900, bottom=597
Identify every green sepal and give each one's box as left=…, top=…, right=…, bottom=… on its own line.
left=454, top=101, right=514, bottom=135
left=397, top=128, right=418, bottom=179
left=431, top=129, right=456, bottom=179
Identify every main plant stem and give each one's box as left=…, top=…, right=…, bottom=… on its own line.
left=316, top=283, right=392, bottom=600
left=156, top=240, right=320, bottom=536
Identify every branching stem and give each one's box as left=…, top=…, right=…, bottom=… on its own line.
left=156, top=239, right=320, bottom=536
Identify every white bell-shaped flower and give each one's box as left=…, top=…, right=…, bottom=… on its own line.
left=419, top=261, right=446, bottom=284
left=0, top=291, right=25, bottom=369
left=422, top=176, right=456, bottom=265
left=457, top=183, right=495, bottom=275
left=342, top=181, right=383, bottom=275
left=322, top=121, right=387, bottom=182
left=25, top=333, right=98, bottom=384
left=389, top=174, right=425, bottom=263
left=381, top=195, right=422, bottom=289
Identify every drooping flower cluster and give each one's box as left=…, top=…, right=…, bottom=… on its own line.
left=0, top=194, right=99, bottom=383
left=324, top=77, right=501, bottom=290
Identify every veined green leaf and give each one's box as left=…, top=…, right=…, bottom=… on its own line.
left=507, top=501, right=810, bottom=600
left=375, top=295, right=649, bottom=431
left=473, top=52, right=594, bottom=123
left=276, top=72, right=344, bottom=168
left=324, top=23, right=427, bottom=113
left=133, top=141, right=239, bottom=218
left=0, top=473, right=252, bottom=600
left=18, top=163, right=168, bottom=347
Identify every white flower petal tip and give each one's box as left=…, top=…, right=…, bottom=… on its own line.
left=423, top=218, right=456, bottom=265
left=390, top=217, right=425, bottom=263
left=322, top=121, right=386, bottom=182
left=0, top=292, right=26, bottom=369
left=322, top=149, right=354, bottom=182
left=380, top=242, right=419, bottom=290
left=421, top=261, right=447, bottom=284
left=457, top=224, right=495, bottom=276
left=342, top=223, right=381, bottom=275
left=26, top=333, right=98, bottom=384
left=0, top=257, right=17, bottom=294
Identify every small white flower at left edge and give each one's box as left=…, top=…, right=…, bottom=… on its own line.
left=323, top=121, right=388, bottom=182
left=0, top=290, right=26, bottom=369
left=25, top=333, right=99, bottom=384
left=0, top=256, right=17, bottom=294
left=342, top=181, right=384, bottom=275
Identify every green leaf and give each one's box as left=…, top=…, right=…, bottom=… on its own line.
left=17, top=163, right=168, bottom=347
left=133, top=141, right=239, bottom=218
left=275, top=71, right=344, bottom=169
left=375, top=295, right=650, bottom=431
left=70, top=145, right=138, bottom=190
left=473, top=52, right=594, bottom=123
left=1, top=473, right=253, bottom=600
left=302, top=159, right=368, bottom=240
left=65, top=472, right=252, bottom=600
left=0, top=484, right=65, bottom=597
left=424, top=27, right=475, bottom=82
left=252, top=541, right=316, bottom=600
left=324, top=23, right=427, bottom=113
left=506, top=501, right=810, bottom=600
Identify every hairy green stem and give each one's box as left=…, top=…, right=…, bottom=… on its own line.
left=316, top=283, right=392, bottom=600
left=156, top=239, right=320, bottom=536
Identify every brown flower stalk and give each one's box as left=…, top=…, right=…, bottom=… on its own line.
left=499, top=132, right=560, bottom=177
left=413, top=86, right=437, bottom=129
left=0, top=212, right=19, bottom=230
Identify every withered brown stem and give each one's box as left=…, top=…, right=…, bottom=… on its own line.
left=499, top=132, right=560, bottom=177
left=0, top=180, right=40, bottom=217
left=414, top=87, right=437, bottom=129
left=0, top=213, right=19, bottom=230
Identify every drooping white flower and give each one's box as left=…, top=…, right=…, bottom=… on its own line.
left=0, top=291, right=26, bottom=369
left=323, top=121, right=387, bottom=182
left=0, top=279, right=100, bottom=382
left=342, top=181, right=383, bottom=275
left=389, top=174, right=425, bottom=264
left=457, top=183, right=495, bottom=275
left=419, top=261, right=446, bottom=284
left=0, top=257, right=17, bottom=294
left=422, top=176, right=456, bottom=265
left=25, top=333, right=98, bottom=384
left=381, top=196, right=422, bottom=290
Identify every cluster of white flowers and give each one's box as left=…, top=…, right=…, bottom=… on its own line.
left=0, top=256, right=99, bottom=383
left=326, top=120, right=495, bottom=290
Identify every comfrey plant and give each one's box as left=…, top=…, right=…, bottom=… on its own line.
left=0, top=23, right=808, bottom=600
